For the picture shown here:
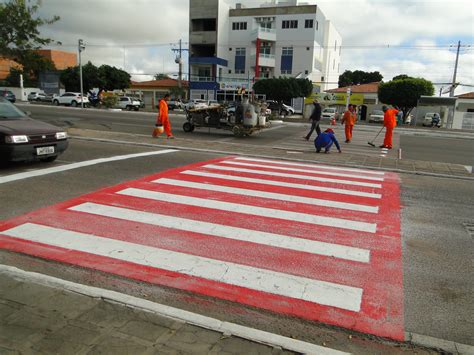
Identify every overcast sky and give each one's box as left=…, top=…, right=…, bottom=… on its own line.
left=34, top=0, right=474, bottom=94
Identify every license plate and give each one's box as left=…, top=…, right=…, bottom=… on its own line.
left=36, top=146, right=55, bottom=155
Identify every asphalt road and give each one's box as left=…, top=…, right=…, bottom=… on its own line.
left=400, top=135, right=474, bottom=167
left=0, top=137, right=473, bottom=350
left=1, top=104, right=473, bottom=352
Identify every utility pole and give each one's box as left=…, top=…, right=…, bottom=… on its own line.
left=172, top=40, right=188, bottom=100
left=449, top=41, right=461, bottom=97
left=78, top=39, right=85, bottom=109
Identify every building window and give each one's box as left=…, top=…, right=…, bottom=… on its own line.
left=282, top=20, right=298, bottom=29
left=305, top=70, right=309, bottom=75
left=232, top=22, right=247, bottom=30
left=282, top=47, right=293, bottom=56
left=281, top=70, right=292, bottom=75
left=333, top=58, right=335, bottom=69
left=229, top=48, right=232, bottom=51
left=335, top=41, right=337, bottom=51
left=306, top=47, right=310, bottom=51
left=228, top=69, right=232, bottom=74
left=261, top=42, right=271, bottom=55
left=235, top=48, right=246, bottom=56
left=235, top=69, right=245, bottom=74
left=316, top=21, right=318, bottom=30
left=305, top=19, right=313, bottom=28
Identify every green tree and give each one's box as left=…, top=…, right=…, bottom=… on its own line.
left=6, top=50, right=55, bottom=87
left=338, top=70, right=383, bottom=87
left=253, top=77, right=313, bottom=102
left=98, top=65, right=131, bottom=91
left=0, top=0, right=60, bottom=59
left=60, top=62, right=104, bottom=92
left=378, top=78, right=435, bottom=119
left=154, top=73, right=168, bottom=80
left=392, top=74, right=413, bottom=81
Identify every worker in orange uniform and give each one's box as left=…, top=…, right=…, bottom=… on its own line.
left=155, top=93, right=174, bottom=139
left=380, top=105, right=398, bottom=149
left=341, top=104, right=357, bottom=143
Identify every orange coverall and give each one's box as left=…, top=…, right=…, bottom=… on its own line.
left=383, top=109, right=398, bottom=148
left=157, top=99, right=173, bottom=137
left=341, top=110, right=357, bottom=142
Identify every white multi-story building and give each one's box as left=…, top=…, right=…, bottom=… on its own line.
left=189, top=0, right=342, bottom=101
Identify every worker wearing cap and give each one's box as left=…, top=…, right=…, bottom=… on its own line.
left=304, top=99, right=322, bottom=140
left=314, top=128, right=342, bottom=153
left=380, top=105, right=398, bottom=149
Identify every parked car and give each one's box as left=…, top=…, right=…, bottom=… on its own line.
left=136, top=99, right=145, bottom=109
left=53, top=92, right=89, bottom=107
left=40, top=93, right=58, bottom=102
left=369, top=110, right=384, bottom=123
left=321, top=107, right=337, bottom=120
left=0, top=97, right=68, bottom=162
left=27, top=92, right=47, bottom=101
left=184, top=99, right=207, bottom=110
left=117, top=96, right=140, bottom=111
left=266, top=100, right=295, bottom=115
left=422, top=112, right=441, bottom=127
left=168, top=100, right=183, bottom=110
left=0, top=90, right=16, bottom=103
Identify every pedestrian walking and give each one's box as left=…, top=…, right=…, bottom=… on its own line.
left=396, top=109, right=404, bottom=125
left=314, top=128, right=342, bottom=154
left=153, top=93, right=174, bottom=139
left=304, top=99, right=322, bottom=140
left=380, top=105, right=398, bottom=149
left=341, top=104, right=357, bottom=143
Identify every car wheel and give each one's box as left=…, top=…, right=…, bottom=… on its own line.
left=53, top=100, right=59, bottom=106
left=71, top=100, right=78, bottom=107
left=36, top=98, right=41, bottom=102
left=134, top=107, right=139, bottom=111
left=126, top=105, right=131, bottom=111
left=40, top=156, right=58, bottom=163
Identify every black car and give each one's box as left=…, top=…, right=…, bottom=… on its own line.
left=0, top=98, right=68, bottom=162
left=0, top=90, right=16, bottom=103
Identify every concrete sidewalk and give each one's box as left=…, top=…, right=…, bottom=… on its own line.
left=0, top=268, right=300, bottom=355
left=68, top=128, right=473, bottom=179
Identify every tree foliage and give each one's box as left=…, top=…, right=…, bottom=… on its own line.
left=0, top=0, right=60, bottom=59
left=60, top=62, right=130, bottom=92
left=252, top=78, right=313, bottom=102
left=154, top=73, right=168, bottom=80
left=338, top=70, right=383, bottom=87
left=392, top=74, right=413, bottom=81
left=378, top=78, right=435, bottom=117
left=5, top=50, right=55, bottom=87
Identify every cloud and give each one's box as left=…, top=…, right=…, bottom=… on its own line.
left=35, top=0, right=473, bottom=93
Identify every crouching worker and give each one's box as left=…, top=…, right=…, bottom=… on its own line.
left=314, top=128, right=342, bottom=154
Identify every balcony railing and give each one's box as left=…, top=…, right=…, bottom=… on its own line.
left=251, top=27, right=276, bottom=42
left=189, top=75, right=215, bottom=82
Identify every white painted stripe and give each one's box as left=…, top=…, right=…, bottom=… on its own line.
left=204, top=164, right=382, bottom=189
left=117, top=188, right=377, bottom=233
left=3, top=223, right=364, bottom=312
left=153, top=178, right=379, bottom=214
left=71, top=203, right=370, bottom=263
left=182, top=170, right=382, bottom=199
left=0, top=150, right=178, bottom=184
left=1, top=265, right=350, bottom=355
left=235, top=157, right=385, bottom=175
left=222, top=161, right=385, bottom=182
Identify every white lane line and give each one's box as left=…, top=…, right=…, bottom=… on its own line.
left=1, top=266, right=350, bottom=355
left=3, top=223, right=364, bottom=312
left=235, top=157, right=385, bottom=175
left=204, top=164, right=382, bottom=189
left=71, top=203, right=370, bottom=263
left=222, top=161, right=384, bottom=182
left=182, top=170, right=382, bottom=199
left=117, top=188, right=377, bottom=233
left=153, top=178, right=379, bottom=214
left=0, top=150, right=178, bottom=184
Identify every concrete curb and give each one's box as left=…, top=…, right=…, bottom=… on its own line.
left=405, top=332, right=474, bottom=355
left=70, top=135, right=474, bottom=181
left=0, top=265, right=348, bottom=355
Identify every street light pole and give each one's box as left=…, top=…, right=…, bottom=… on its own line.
left=449, top=41, right=461, bottom=97
left=78, top=39, right=85, bottom=109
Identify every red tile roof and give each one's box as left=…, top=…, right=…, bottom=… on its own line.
left=131, top=79, right=188, bottom=88
left=326, top=82, right=380, bottom=94
left=457, top=92, right=474, bottom=99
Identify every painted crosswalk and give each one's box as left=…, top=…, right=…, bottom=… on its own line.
left=0, top=156, right=403, bottom=340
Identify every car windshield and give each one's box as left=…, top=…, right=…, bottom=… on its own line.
left=372, top=110, right=384, bottom=115
left=0, top=99, right=27, bottom=119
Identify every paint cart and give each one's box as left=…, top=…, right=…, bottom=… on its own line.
left=183, top=103, right=269, bottom=137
